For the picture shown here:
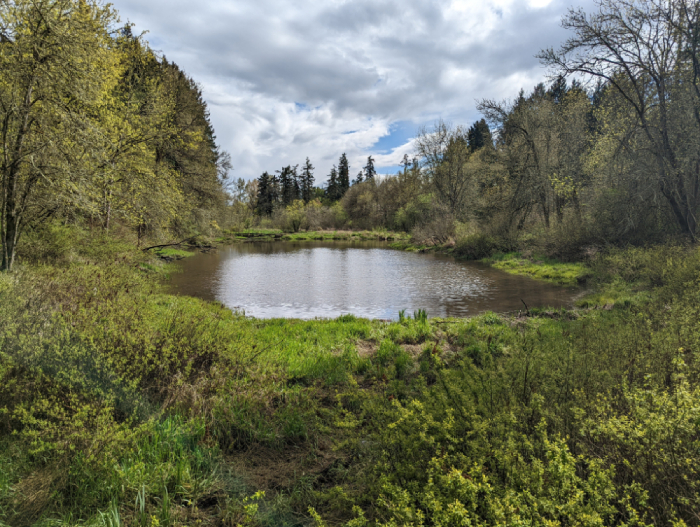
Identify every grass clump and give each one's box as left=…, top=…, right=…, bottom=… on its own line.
left=484, top=251, right=592, bottom=285
left=155, top=247, right=196, bottom=259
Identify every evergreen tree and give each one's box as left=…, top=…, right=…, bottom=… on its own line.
left=277, top=165, right=297, bottom=206
left=353, top=170, right=364, bottom=185
left=256, top=171, right=275, bottom=216
left=301, top=157, right=315, bottom=202
left=467, top=119, right=493, bottom=152
left=292, top=164, right=301, bottom=202
left=157, top=60, right=226, bottom=232
left=338, top=153, right=350, bottom=196
left=547, top=77, right=568, bottom=103
left=270, top=173, right=280, bottom=205
left=363, top=155, right=377, bottom=180
left=326, top=165, right=340, bottom=201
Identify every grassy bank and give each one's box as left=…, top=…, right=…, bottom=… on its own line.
left=390, top=238, right=591, bottom=286
left=1, top=230, right=700, bottom=526
left=483, top=252, right=591, bottom=286
left=222, top=228, right=586, bottom=287
left=218, top=229, right=410, bottom=244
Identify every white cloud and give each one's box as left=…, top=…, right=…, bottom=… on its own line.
left=111, top=0, right=595, bottom=182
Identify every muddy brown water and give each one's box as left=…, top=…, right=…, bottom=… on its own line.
left=168, top=241, right=579, bottom=320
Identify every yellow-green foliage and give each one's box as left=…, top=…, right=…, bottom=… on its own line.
left=221, top=229, right=409, bottom=243
left=2, top=239, right=700, bottom=525
left=485, top=252, right=592, bottom=286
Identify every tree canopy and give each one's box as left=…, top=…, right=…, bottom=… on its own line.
left=0, top=0, right=229, bottom=269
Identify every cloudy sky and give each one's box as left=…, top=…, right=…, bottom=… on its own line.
left=110, top=0, right=596, bottom=184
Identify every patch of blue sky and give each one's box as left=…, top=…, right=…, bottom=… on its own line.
left=376, top=166, right=401, bottom=176
left=372, top=121, right=417, bottom=154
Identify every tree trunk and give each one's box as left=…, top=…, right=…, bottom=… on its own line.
left=660, top=172, right=696, bottom=240
left=1, top=198, right=18, bottom=271
left=541, top=192, right=550, bottom=229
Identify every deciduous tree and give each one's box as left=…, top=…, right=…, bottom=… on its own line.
left=0, top=0, right=118, bottom=270
left=539, top=0, right=700, bottom=239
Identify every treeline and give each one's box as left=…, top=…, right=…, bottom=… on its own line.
left=240, top=0, right=700, bottom=258
left=0, top=0, right=230, bottom=270
left=255, top=153, right=379, bottom=214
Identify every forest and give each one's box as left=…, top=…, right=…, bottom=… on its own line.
left=2, top=0, right=700, bottom=526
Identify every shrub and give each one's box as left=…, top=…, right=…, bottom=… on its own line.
left=394, top=195, right=437, bottom=232
left=454, top=233, right=498, bottom=259
left=280, top=200, right=308, bottom=232
left=454, top=232, right=519, bottom=260
left=410, top=208, right=456, bottom=245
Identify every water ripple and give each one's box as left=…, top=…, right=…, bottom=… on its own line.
left=169, top=241, right=577, bottom=320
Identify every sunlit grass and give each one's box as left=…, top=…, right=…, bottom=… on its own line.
left=484, top=251, right=592, bottom=286
left=220, top=229, right=409, bottom=243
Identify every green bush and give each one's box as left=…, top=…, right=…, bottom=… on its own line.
left=454, top=233, right=516, bottom=260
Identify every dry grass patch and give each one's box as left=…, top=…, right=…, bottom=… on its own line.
left=355, top=340, right=378, bottom=358
left=226, top=443, right=340, bottom=492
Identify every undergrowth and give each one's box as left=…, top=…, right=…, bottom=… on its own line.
left=1, top=226, right=700, bottom=526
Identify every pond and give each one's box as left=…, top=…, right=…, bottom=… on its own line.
left=168, top=241, right=579, bottom=320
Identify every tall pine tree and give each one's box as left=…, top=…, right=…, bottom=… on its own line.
left=467, top=119, right=493, bottom=152
left=338, top=153, right=350, bottom=196
left=292, top=164, right=301, bottom=202
left=301, top=157, right=315, bottom=202
left=256, top=171, right=275, bottom=216
left=326, top=165, right=340, bottom=201
left=277, top=165, right=297, bottom=206
left=363, top=155, right=377, bottom=180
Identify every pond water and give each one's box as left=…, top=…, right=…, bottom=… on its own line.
left=168, top=241, right=578, bottom=320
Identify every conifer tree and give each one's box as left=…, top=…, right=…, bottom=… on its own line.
left=467, top=119, right=493, bottom=152
left=292, top=164, right=301, bottom=202
left=363, top=156, right=377, bottom=180
left=277, top=165, right=297, bottom=206
left=338, top=153, right=350, bottom=196
left=269, top=173, right=280, bottom=207
left=301, top=157, right=315, bottom=202
left=547, top=77, right=568, bottom=103
left=326, top=166, right=340, bottom=201
left=353, top=170, right=364, bottom=185
left=256, top=171, right=275, bottom=216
